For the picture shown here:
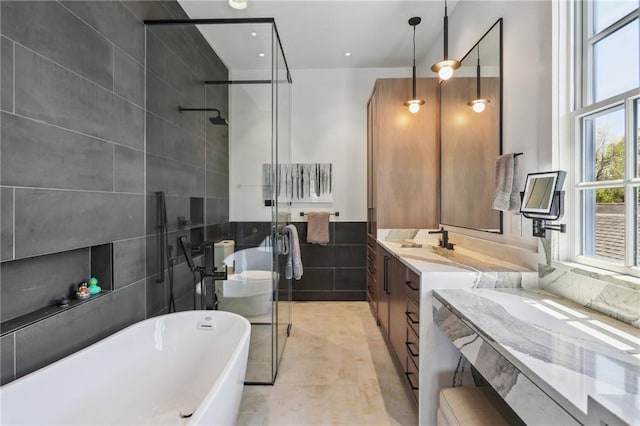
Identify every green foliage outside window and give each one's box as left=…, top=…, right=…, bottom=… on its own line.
left=595, top=133, right=625, bottom=203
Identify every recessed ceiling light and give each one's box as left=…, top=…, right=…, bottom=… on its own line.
left=228, top=0, right=247, bottom=9
left=344, top=52, right=352, bottom=57
left=251, top=32, right=257, bottom=37
left=258, top=53, right=265, bottom=57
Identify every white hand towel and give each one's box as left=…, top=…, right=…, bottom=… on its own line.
left=492, top=153, right=520, bottom=212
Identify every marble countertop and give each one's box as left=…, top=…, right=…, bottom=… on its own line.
left=433, top=288, right=640, bottom=425
left=376, top=237, right=534, bottom=275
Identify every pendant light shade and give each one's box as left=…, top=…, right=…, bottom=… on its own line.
left=467, top=48, right=490, bottom=113
left=228, top=0, right=247, bottom=9
left=403, top=17, right=425, bottom=114
left=431, top=0, right=460, bottom=80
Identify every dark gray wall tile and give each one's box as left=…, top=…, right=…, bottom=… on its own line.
left=148, top=26, right=196, bottom=74
left=334, top=268, right=366, bottom=291
left=293, top=268, right=334, bottom=291
left=2, top=1, right=113, bottom=89
left=14, top=189, right=144, bottom=258
left=114, top=145, right=144, bottom=193
left=145, top=32, right=166, bottom=80
left=1, top=248, right=90, bottom=323
left=146, top=71, right=204, bottom=136
left=122, top=1, right=170, bottom=22
left=162, top=0, right=188, bottom=19
left=198, top=43, right=228, bottom=83
left=206, top=125, right=229, bottom=172
left=335, top=222, right=367, bottom=245
left=206, top=198, right=219, bottom=225
left=172, top=260, right=195, bottom=300
left=1, top=36, right=13, bottom=112
left=14, top=46, right=144, bottom=150
left=60, top=1, right=144, bottom=63
left=146, top=112, right=204, bottom=167
left=146, top=153, right=204, bottom=197
left=292, top=291, right=366, bottom=302
left=1, top=187, right=14, bottom=261
left=113, top=237, right=146, bottom=288
left=1, top=334, right=15, bottom=385
left=217, top=198, right=229, bottom=223
left=1, top=113, right=114, bottom=191
left=175, top=290, right=195, bottom=312
left=114, top=48, right=144, bottom=107
left=331, top=245, right=366, bottom=268
left=206, top=170, right=229, bottom=199
left=14, top=280, right=145, bottom=378
left=146, top=275, right=167, bottom=316
left=145, top=194, right=192, bottom=235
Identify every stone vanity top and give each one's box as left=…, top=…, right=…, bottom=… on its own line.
left=433, top=288, right=640, bottom=425
left=376, top=233, right=534, bottom=275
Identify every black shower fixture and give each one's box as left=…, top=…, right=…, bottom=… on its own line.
left=178, top=106, right=229, bottom=126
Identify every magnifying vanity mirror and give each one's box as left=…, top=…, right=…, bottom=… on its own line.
left=440, top=18, right=503, bottom=233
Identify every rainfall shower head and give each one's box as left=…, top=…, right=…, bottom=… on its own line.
left=178, top=106, right=229, bottom=126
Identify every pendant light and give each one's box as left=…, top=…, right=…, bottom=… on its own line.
left=467, top=47, right=490, bottom=113
left=403, top=17, right=425, bottom=114
left=228, top=0, right=247, bottom=10
left=431, top=0, right=460, bottom=80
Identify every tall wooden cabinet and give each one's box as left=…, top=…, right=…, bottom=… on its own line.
left=366, top=78, right=439, bottom=315
left=367, top=78, right=439, bottom=406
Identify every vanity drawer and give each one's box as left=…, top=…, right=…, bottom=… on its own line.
left=406, top=296, right=420, bottom=337
left=404, top=269, right=420, bottom=304
left=405, top=348, right=419, bottom=403
left=406, top=323, right=420, bottom=369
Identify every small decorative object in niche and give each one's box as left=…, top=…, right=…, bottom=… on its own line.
left=263, top=163, right=333, bottom=203
left=76, top=282, right=91, bottom=300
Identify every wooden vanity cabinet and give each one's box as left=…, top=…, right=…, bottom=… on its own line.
left=376, top=244, right=421, bottom=405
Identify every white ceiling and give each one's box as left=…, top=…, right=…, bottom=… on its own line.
left=178, top=0, right=459, bottom=71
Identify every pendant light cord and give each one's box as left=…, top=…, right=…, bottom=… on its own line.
left=412, top=21, right=417, bottom=99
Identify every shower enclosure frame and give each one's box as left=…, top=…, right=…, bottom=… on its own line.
left=144, top=17, right=293, bottom=386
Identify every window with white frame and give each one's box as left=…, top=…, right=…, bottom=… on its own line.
left=574, top=0, right=639, bottom=275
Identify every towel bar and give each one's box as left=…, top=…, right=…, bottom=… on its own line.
left=299, top=212, right=339, bottom=217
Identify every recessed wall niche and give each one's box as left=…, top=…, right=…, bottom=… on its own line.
left=1, top=243, right=113, bottom=335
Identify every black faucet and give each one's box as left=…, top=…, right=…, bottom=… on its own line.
left=428, top=227, right=455, bottom=250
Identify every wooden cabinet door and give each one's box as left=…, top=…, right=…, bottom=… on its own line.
left=389, top=257, right=407, bottom=364
left=376, top=245, right=390, bottom=335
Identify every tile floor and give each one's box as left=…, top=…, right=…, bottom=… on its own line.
left=237, top=302, right=419, bottom=425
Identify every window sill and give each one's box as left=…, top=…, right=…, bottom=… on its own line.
left=551, top=260, right=640, bottom=291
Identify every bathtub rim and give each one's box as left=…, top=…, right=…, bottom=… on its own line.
left=0, top=310, right=251, bottom=409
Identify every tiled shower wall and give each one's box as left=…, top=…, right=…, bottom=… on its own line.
left=0, top=1, right=229, bottom=385
left=233, top=221, right=367, bottom=300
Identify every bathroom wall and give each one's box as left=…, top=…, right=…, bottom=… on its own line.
left=420, top=0, right=552, bottom=251
left=229, top=67, right=409, bottom=300
left=0, top=0, right=229, bottom=385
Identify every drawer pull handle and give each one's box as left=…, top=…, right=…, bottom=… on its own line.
left=405, top=372, right=419, bottom=390
left=405, top=280, right=419, bottom=291
left=405, top=311, right=419, bottom=324
left=406, top=341, right=419, bottom=357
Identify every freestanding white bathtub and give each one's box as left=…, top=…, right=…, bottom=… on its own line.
left=0, top=311, right=251, bottom=425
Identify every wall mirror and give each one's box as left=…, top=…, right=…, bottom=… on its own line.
left=440, top=18, right=503, bottom=233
